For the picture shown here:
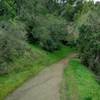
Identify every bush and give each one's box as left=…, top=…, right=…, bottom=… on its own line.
left=77, top=5, right=100, bottom=77
left=0, top=21, right=26, bottom=74
left=28, top=15, right=68, bottom=51
left=0, top=0, right=16, bottom=20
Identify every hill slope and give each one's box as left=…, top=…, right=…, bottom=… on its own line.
left=0, top=45, right=75, bottom=100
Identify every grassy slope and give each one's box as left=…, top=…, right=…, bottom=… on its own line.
left=0, top=45, right=75, bottom=100
left=63, top=59, right=100, bottom=100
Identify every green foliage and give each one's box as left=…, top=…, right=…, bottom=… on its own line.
left=14, top=0, right=67, bottom=51
left=0, top=21, right=26, bottom=74
left=77, top=7, right=100, bottom=77
left=28, top=15, right=67, bottom=51
left=0, top=0, right=16, bottom=20
left=60, top=0, right=84, bottom=21
left=45, top=0, right=60, bottom=13
left=62, top=59, right=100, bottom=100
left=16, top=0, right=47, bottom=20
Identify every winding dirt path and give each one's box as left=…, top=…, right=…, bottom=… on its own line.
left=5, top=53, right=75, bottom=100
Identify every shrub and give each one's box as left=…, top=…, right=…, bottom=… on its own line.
left=28, top=15, right=68, bottom=51
left=0, top=0, right=16, bottom=20
left=0, top=21, right=26, bottom=74
left=77, top=5, right=100, bottom=77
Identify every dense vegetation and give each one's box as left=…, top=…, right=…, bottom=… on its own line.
left=77, top=3, right=100, bottom=78
left=0, top=0, right=69, bottom=74
left=0, top=0, right=100, bottom=99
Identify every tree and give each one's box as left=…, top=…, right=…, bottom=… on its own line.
left=31, top=15, right=67, bottom=51
left=59, top=0, right=84, bottom=21
left=77, top=6, right=100, bottom=76
left=0, top=0, right=16, bottom=19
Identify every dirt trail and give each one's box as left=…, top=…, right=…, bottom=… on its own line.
left=5, top=53, right=75, bottom=100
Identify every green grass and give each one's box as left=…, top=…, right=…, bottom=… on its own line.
left=0, top=45, right=75, bottom=100
left=63, top=59, right=100, bottom=100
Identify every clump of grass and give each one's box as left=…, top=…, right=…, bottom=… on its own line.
left=63, top=59, right=100, bottom=100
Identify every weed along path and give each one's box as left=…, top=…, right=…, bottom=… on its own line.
left=5, top=53, right=75, bottom=100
